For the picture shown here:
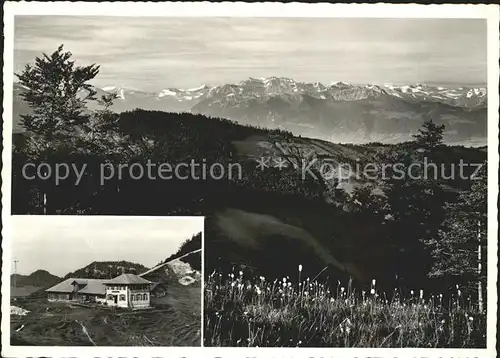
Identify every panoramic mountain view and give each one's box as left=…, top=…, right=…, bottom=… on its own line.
left=10, top=217, right=203, bottom=346
left=13, top=78, right=487, bottom=146
left=9, top=15, right=490, bottom=348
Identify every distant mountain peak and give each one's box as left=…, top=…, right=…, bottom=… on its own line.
left=96, top=78, right=487, bottom=110
left=179, top=84, right=208, bottom=92
left=330, top=81, right=351, bottom=86
left=30, top=269, right=53, bottom=275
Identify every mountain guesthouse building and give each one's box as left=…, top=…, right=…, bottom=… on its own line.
left=46, top=273, right=153, bottom=309
left=104, top=273, right=152, bottom=308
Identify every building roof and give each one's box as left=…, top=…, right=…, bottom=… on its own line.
left=105, top=273, right=152, bottom=285
left=46, top=278, right=107, bottom=295
left=77, top=280, right=107, bottom=296
left=46, top=273, right=152, bottom=295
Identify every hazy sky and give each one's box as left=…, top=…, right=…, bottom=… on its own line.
left=14, top=16, right=487, bottom=91
left=11, top=216, right=203, bottom=276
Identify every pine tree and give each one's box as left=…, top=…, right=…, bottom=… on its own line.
left=412, top=118, right=445, bottom=151
left=16, top=44, right=100, bottom=141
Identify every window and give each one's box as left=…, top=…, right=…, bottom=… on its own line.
left=131, top=294, right=135, bottom=301
left=107, top=294, right=113, bottom=300
left=119, top=294, right=126, bottom=301
left=143, top=293, right=148, bottom=300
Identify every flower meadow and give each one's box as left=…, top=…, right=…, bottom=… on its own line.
left=203, top=267, right=486, bottom=347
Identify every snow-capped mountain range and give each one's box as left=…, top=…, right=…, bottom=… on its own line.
left=13, top=77, right=487, bottom=145
left=101, top=77, right=487, bottom=110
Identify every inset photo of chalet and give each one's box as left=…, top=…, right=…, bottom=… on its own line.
left=8, top=216, right=204, bottom=346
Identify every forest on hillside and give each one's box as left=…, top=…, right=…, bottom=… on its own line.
left=63, top=261, right=149, bottom=279
left=160, top=232, right=202, bottom=271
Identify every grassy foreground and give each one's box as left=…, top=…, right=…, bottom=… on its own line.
left=204, top=270, right=486, bottom=347
left=11, top=285, right=201, bottom=346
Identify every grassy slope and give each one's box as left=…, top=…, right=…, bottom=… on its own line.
left=11, top=283, right=201, bottom=346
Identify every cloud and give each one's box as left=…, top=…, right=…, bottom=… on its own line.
left=13, top=16, right=487, bottom=90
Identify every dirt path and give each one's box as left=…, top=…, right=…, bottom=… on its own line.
left=75, top=320, right=96, bottom=346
